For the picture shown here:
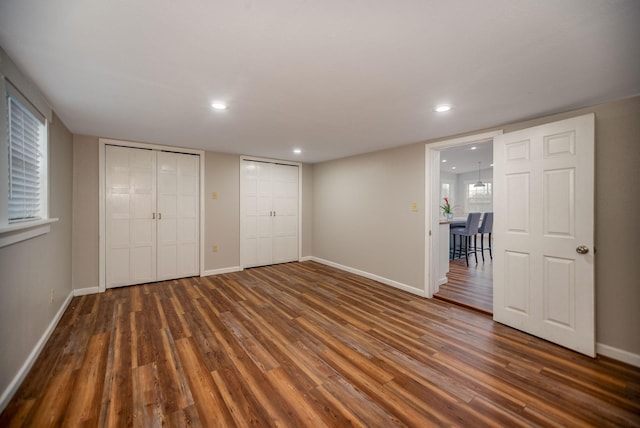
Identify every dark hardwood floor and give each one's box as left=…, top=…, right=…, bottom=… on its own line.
left=1, top=261, right=639, bottom=427
left=435, top=256, right=493, bottom=314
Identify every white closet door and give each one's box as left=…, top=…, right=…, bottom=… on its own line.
left=157, top=152, right=179, bottom=279
left=272, top=164, right=299, bottom=263
left=106, top=146, right=156, bottom=288
left=242, top=160, right=298, bottom=268
left=243, top=161, right=274, bottom=267
left=176, top=153, right=200, bottom=277
left=106, top=146, right=199, bottom=288
left=156, top=151, right=200, bottom=280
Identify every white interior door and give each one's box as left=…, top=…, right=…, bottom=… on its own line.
left=105, top=146, right=156, bottom=288
left=493, top=114, right=595, bottom=356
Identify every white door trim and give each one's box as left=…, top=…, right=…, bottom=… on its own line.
left=424, top=131, right=503, bottom=297
left=239, top=155, right=302, bottom=270
left=98, top=138, right=205, bottom=292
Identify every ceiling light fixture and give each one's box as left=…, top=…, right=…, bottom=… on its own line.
left=441, top=159, right=447, bottom=163
left=293, top=148, right=302, bottom=154
left=211, top=102, right=227, bottom=110
left=451, top=166, right=457, bottom=170
left=434, top=104, right=452, bottom=113
left=470, top=146, right=477, bottom=150
left=474, top=161, right=486, bottom=187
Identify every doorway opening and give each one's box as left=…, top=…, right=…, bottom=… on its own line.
left=425, top=131, right=501, bottom=314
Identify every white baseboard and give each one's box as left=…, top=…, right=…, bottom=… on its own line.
left=309, top=257, right=426, bottom=297
left=201, top=266, right=242, bottom=277
left=597, top=343, right=640, bottom=367
left=73, top=286, right=100, bottom=296
left=299, top=256, right=313, bottom=262
left=0, top=289, right=74, bottom=413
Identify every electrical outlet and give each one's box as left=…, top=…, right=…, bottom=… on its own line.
left=212, top=192, right=218, bottom=200
left=411, top=202, right=418, bottom=212
left=212, top=245, right=218, bottom=252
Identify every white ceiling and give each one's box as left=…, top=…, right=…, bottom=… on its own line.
left=440, top=141, right=493, bottom=175
left=1, top=1, right=639, bottom=164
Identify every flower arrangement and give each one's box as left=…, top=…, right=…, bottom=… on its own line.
left=441, top=197, right=452, bottom=216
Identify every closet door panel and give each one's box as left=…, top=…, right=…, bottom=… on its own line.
left=106, top=146, right=156, bottom=288
left=243, top=162, right=259, bottom=267
left=272, top=164, right=298, bottom=263
left=157, top=151, right=199, bottom=280
left=157, top=152, right=179, bottom=280
left=176, top=154, right=199, bottom=277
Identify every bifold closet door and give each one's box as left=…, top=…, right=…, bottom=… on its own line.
left=106, top=146, right=199, bottom=288
left=243, top=160, right=298, bottom=268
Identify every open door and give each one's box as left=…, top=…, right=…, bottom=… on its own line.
left=493, top=114, right=595, bottom=356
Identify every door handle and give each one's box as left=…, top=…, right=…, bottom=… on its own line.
left=576, top=245, right=589, bottom=254
left=152, top=213, right=155, bottom=220
left=158, top=212, right=162, bottom=220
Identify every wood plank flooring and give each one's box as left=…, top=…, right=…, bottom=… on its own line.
left=435, top=258, right=493, bottom=314
left=2, top=261, right=639, bottom=427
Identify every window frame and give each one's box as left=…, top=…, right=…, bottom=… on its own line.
left=464, top=179, right=493, bottom=214
left=0, top=72, right=57, bottom=246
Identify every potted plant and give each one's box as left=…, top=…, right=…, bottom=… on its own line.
left=441, top=197, right=454, bottom=220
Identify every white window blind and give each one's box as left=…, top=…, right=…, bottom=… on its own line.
left=7, top=89, right=47, bottom=223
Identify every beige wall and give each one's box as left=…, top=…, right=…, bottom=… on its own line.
left=0, top=113, right=73, bottom=399
left=312, top=143, right=426, bottom=291
left=204, top=152, right=241, bottom=271
left=312, top=95, right=640, bottom=356
left=72, top=135, right=99, bottom=289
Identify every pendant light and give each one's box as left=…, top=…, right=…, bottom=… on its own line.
left=474, top=161, right=485, bottom=187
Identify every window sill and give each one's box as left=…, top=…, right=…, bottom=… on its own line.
left=0, top=218, right=59, bottom=248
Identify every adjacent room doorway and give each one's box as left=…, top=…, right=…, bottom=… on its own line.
left=426, top=132, right=499, bottom=314
left=435, top=141, right=494, bottom=313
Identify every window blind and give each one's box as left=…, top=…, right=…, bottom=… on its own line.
left=7, top=93, right=45, bottom=222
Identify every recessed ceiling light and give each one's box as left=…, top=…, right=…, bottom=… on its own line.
left=211, top=102, right=227, bottom=110
left=451, top=166, right=457, bottom=170
left=441, top=159, right=447, bottom=163
left=490, top=163, right=494, bottom=167
left=470, top=146, right=477, bottom=150
left=293, top=148, right=302, bottom=154
left=434, top=104, right=452, bottom=112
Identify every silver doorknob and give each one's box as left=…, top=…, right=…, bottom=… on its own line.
left=576, top=245, right=589, bottom=254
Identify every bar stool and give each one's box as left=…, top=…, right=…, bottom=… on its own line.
left=451, top=212, right=481, bottom=267
left=477, top=212, right=493, bottom=262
